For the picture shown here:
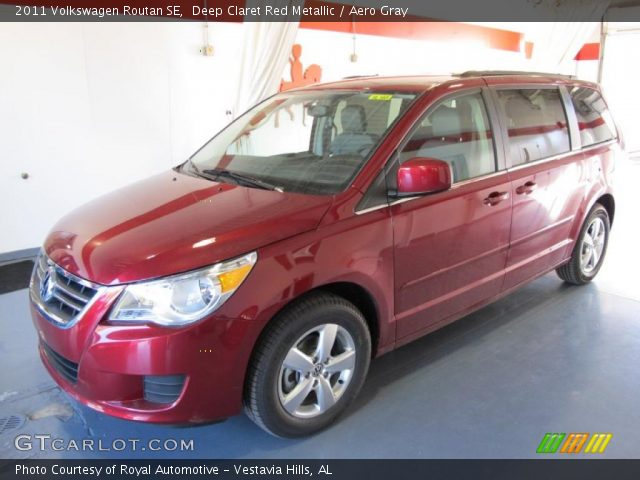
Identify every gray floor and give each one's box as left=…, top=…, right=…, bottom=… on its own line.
left=1, top=158, right=639, bottom=459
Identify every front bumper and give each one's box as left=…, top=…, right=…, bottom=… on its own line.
left=30, top=295, right=256, bottom=424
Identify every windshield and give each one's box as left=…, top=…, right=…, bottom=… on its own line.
left=187, top=90, right=418, bottom=195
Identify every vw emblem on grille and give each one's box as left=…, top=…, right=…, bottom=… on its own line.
left=40, top=265, right=56, bottom=302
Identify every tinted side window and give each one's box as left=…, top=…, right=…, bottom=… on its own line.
left=569, top=87, right=616, bottom=147
left=496, top=88, right=570, bottom=165
left=399, top=92, right=496, bottom=182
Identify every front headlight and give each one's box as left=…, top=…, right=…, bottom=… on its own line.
left=109, top=252, right=257, bottom=327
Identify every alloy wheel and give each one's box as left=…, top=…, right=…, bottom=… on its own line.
left=278, top=324, right=356, bottom=419
left=580, top=217, right=606, bottom=274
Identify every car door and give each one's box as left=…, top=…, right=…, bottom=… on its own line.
left=491, top=85, right=583, bottom=290
left=390, top=89, right=512, bottom=342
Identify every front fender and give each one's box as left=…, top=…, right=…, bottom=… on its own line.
left=215, top=208, right=395, bottom=396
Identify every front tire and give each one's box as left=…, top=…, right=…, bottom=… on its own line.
left=244, top=292, right=371, bottom=438
left=556, top=203, right=610, bottom=285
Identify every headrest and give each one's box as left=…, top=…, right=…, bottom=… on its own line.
left=431, top=106, right=461, bottom=137
left=341, top=105, right=367, bottom=133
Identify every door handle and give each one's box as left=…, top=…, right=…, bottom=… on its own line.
left=515, top=181, right=537, bottom=195
left=483, top=191, right=509, bottom=206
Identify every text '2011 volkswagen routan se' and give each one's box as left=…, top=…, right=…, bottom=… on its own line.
left=30, top=71, right=621, bottom=437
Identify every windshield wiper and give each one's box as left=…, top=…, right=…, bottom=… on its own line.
left=200, top=168, right=283, bottom=192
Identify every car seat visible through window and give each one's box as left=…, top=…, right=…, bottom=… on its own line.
left=330, top=105, right=375, bottom=157
left=415, top=105, right=469, bottom=182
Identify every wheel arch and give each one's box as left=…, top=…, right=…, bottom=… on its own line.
left=249, top=281, right=382, bottom=362
left=596, top=193, right=615, bottom=226
left=569, top=190, right=615, bottom=247
left=315, top=282, right=380, bottom=356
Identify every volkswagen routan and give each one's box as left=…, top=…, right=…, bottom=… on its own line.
left=30, top=71, right=620, bottom=437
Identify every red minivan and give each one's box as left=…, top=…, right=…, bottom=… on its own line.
left=30, top=72, right=620, bottom=437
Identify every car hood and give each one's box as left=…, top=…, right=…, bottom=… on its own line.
left=44, top=170, right=332, bottom=285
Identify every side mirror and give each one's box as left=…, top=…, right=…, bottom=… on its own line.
left=396, top=158, right=452, bottom=196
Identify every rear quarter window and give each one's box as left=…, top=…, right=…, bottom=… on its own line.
left=569, top=87, right=617, bottom=147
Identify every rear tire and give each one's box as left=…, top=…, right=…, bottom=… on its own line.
left=556, top=204, right=610, bottom=285
left=244, top=292, right=371, bottom=438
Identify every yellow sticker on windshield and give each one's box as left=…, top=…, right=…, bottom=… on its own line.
left=368, top=94, right=393, bottom=101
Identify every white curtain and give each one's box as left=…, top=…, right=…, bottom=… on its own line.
left=529, top=22, right=603, bottom=74
left=233, top=2, right=300, bottom=119
left=525, top=0, right=608, bottom=73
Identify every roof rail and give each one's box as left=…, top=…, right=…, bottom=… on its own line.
left=342, top=74, right=379, bottom=79
left=457, top=70, right=574, bottom=79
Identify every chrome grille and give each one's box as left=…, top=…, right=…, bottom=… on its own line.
left=30, top=254, right=101, bottom=328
